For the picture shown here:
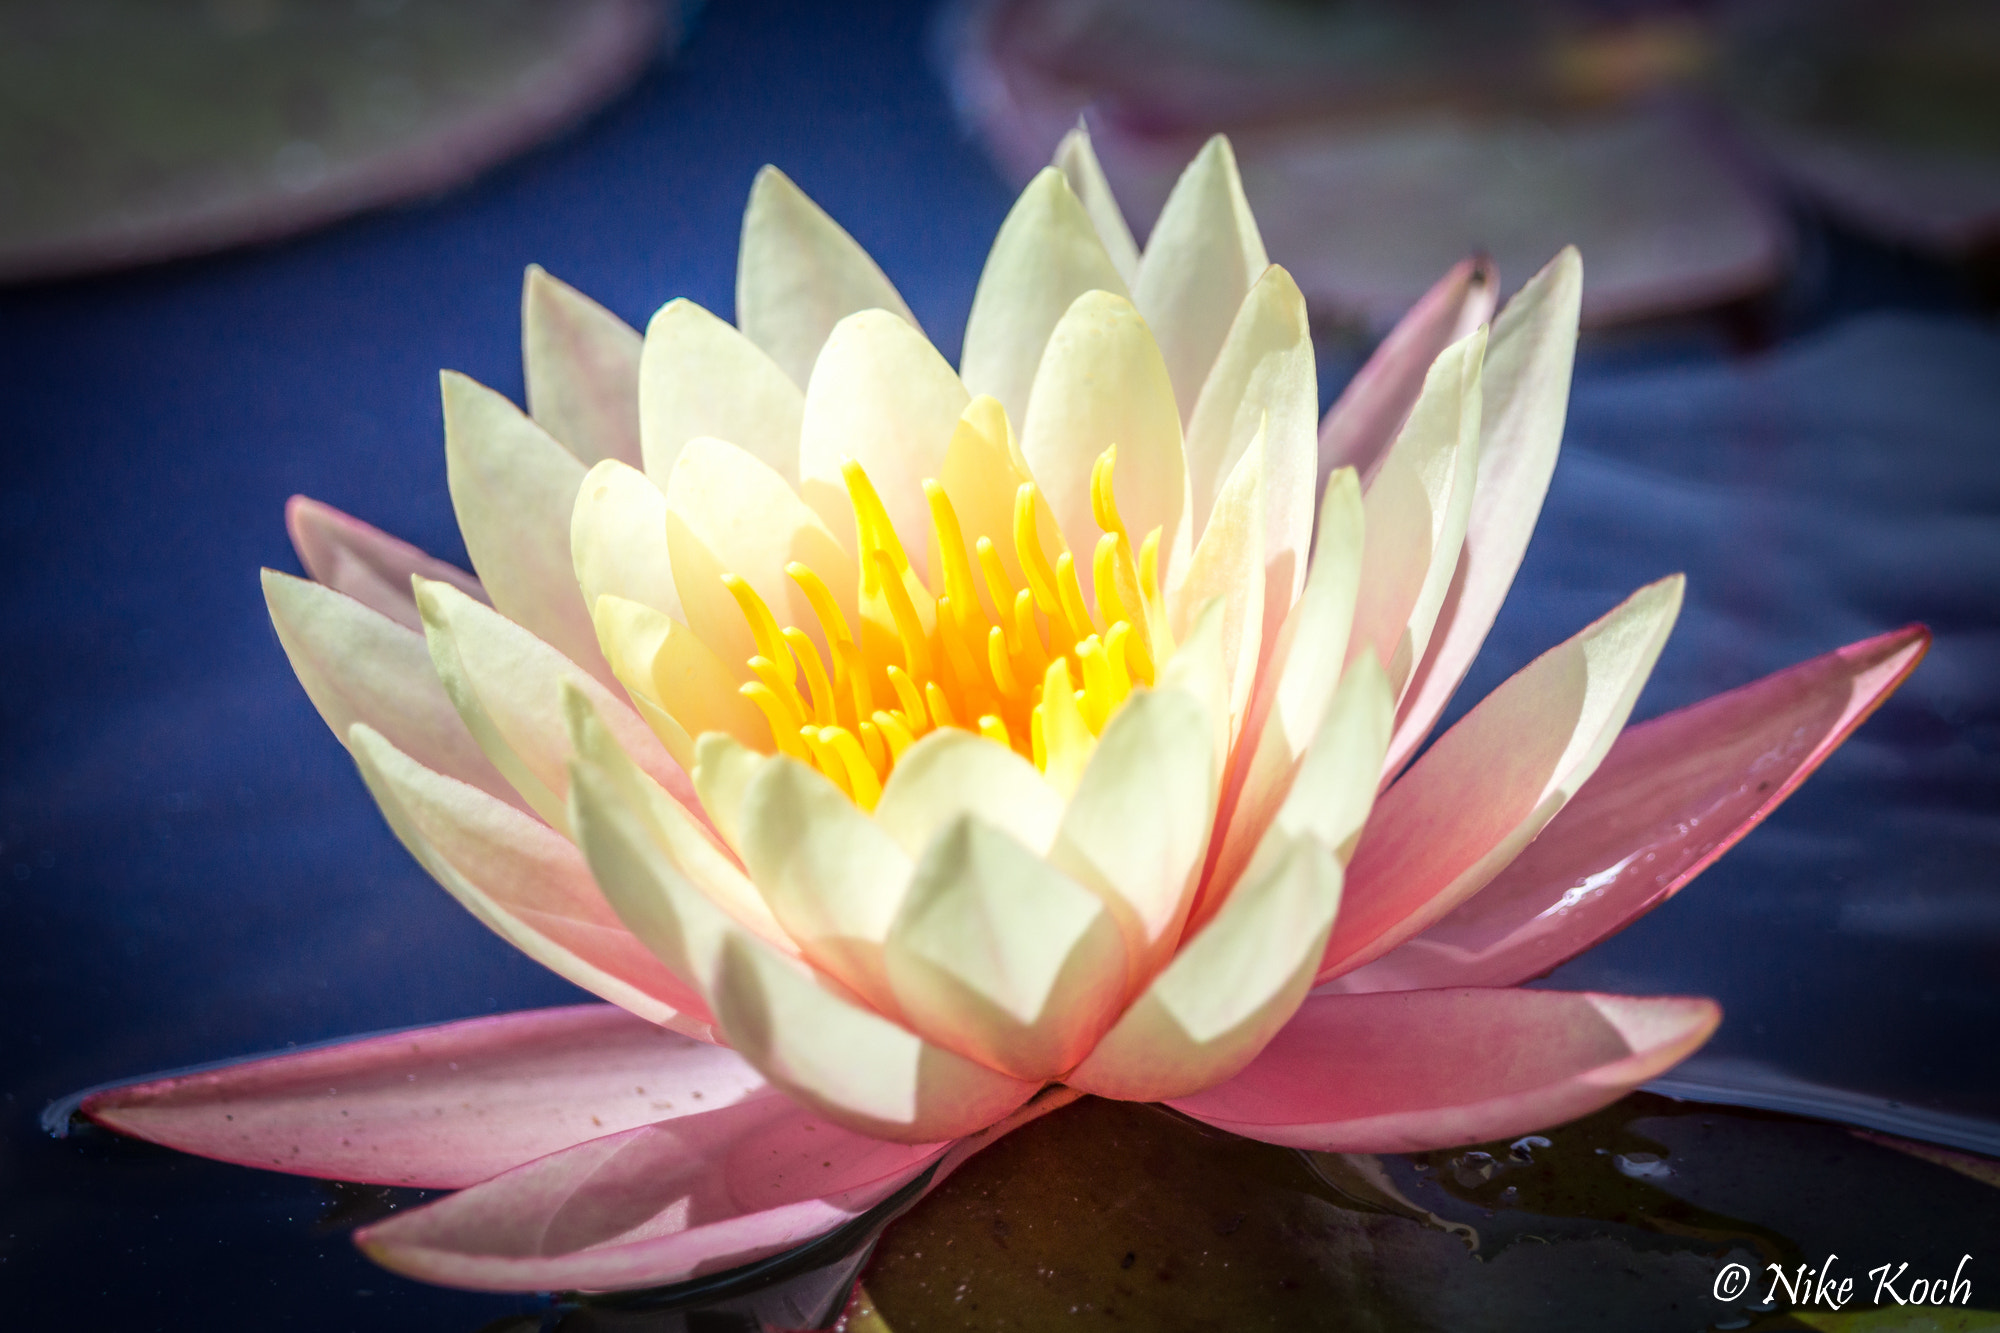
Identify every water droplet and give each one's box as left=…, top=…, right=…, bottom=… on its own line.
left=1451, top=1150, right=1499, bottom=1187
left=1613, top=1151, right=1671, bottom=1180
left=1509, top=1135, right=1551, bottom=1162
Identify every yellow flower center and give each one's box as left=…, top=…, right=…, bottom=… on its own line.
left=722, top=446, right=1168, bottom=808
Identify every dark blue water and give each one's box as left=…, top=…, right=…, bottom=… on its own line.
left=1, top=0, right=1994, bottom=1325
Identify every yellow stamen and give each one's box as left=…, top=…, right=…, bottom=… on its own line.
left=973, top=535, right=1015, bottom=630
left=858, top=719, right=888, bottom=772
left=924, top=481, right=982, bottom=632
left=1089, top=444, right=1125, bottom=538
left=874, top=550, right=934, bottom=681
left=1093, top=532, right=1131, bottom=629
left=887, top=664, right=927, bottom=727
left=873, top=709, right=916, bottom=760
left=1013, top=483, right=1063, bottom=616
left=1103, top=621, right=1135, bottom=696
left=748, top=655, right=809, bottom=727
left=833, top=638, right=874, bottom=724
left=723, top=574, right=788, bottom=666
left=788, top=561, right=855, bottom=646
left=842, top=458, right=914, bottom=577
left=801, top=727, right=853, bottom=799
left=703, top=451, right=1169, bottom=805
left=823, top=726, right=883, bottom=809
left=781, top=627, right=836, bottom=726
left=1076, top=635, right=1120, bottom=731
left=935, top=593, right=987, bottom=703
left=977, top=714, right=1010, bottom=748
left=1034, top=657, right=1094, bottom=795
left=986, top=625, right=1021, bottom=697
left=741, top=682, right=809, bottom=760
left=1054, top=552, right=1096, bottom=644
left=1011, top=588, right=1047, bottom=671
left=924, top=681, right=958, bottom=731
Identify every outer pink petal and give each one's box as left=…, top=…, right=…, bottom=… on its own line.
left=1316, top=256, right=1495, bottom=486
left=1167, top=987, right=1719, bottom=1153
left=1317, top=577, right=1681, bottom=982
left=1334, top=626, right=1930, bottom=993
left=286, top=495, right=487, bottom=632
left=354, top=1088, right=951, bottom=1292
left=80, top=1006, right=764, bottom=1189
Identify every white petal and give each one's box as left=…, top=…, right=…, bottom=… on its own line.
left=797, top=310, right=969, bottom=582
left=735, top=754, right=914, bottom=1013
left=1181, top=264, right=1318, bottom=626
left=1346, top=328, right=1484, bottom=700
left=872, top=728, right=1066, bottom=858
left=263, top=569, right=519, bottom=812
left=1067, top=837, right=1340, bottom=1101
left=885, top=816, right=1127, bottom=1080
left=1167, top=422, right=1264, bottom=739
left=661, top=436, right=856, bottom=670
left=639, top=298, right=804, bottom=487
left=572, top=736, right=1040, bottom=1144
left=441, top=371, right=610, bottom=687
left=571, top=459, right=680, bottom=623
left=521, top=265, right=643, bottom=468
left=1052, top=122, right=1140, bottom=286
left=1318, top=256, right=1496, bottom=484
left=1199, top=470, right=1363, bottom=919
left=415, top=578, right=690, bottom=835
left=350, top=724, right=710, bottom=1037
left=709, top=935, right=1039, bottom=1143
left=1132, top=135, right=1268, bottom=421
left=736, top=166, right=919, bottom=391
left=961, top=167, right=1129, bottom=435
left=1389, top=249, right=1582, bottom=777
left=562, top=687, right=791, bottom=953
left=1019, top=290, right=1186, bottom=595
left=1049, top=684, right=1215, bottom=978
left=589, top=595, right=770, bottom=772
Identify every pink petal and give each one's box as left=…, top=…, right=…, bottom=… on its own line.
left=286, top=495, right=486, bottom=632
left=82, top=1006, right=764, bottom=1189
left=1168, top=987, right=1719, bottom=1153
left=1334, top=626, right=1930, bottom=993
left=354, top=1088, right=951, bottom=1292
left=1316, top=256, right=1496, bottom=487
left=1318, top=577, right=1681, bottom=983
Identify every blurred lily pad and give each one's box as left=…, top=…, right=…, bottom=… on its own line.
left=945, top=0, right=2000, bottom=328
left=0, top=0, right=675, bottom=282
left=1718, top=0, right=2000, bottom=252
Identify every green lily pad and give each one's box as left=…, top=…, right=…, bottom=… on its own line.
left=0, top=0, right=674, bottom=282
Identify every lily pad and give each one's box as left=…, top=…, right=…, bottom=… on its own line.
left=0, top=0, right=674, bottom=282
left=855, top=1092, right=2000, bottom=1332
left=945, top=0, right=2000, bottom=327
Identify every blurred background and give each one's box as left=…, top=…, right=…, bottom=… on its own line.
left=0, top=0, right=1995, bottom=1326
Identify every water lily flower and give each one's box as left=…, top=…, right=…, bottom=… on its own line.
left=80, top=129, right=1925, bottom=1295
